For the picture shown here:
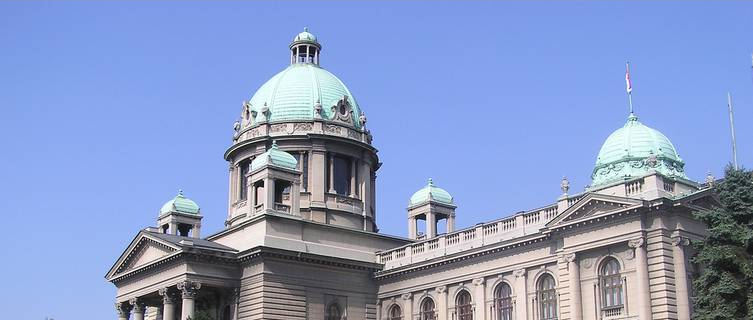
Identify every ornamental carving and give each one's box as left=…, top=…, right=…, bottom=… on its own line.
left=336, top=196, right=354, bottom=205
left=129, top=298, right=145, bottom=313
left=645, top=152, right=658, bottom=167
left=472, top=278, right=485, bottom=286
left=401, top=293, right=412, bottom=300
left=314, top=100, right=323, bottom=119
left=672, top=236, right=690, bottom=247
left=348, top=129, right=360, bottom=139
left=561, top=176, right=570, bottom=194
left=294, top=123, right=313, bottom=132
left=513, top=269, right=526, bottom=278
left=330, top=96, right=353, bottom=124
left=177, top=280, right=202, bottom=299
left=115, top=302, right=132, bottom=316
left=247, top=128, right=260, bottom=138
left=628, top=237, right=645, bottom=249
left=270, top=124, right=291, bottom=134
left=159, top=287, right=177, bottom=305
left=324, top=125, right=342, bottom=135
left=581, top=257, right=595, bottom=269
left=435, top=286, right=446, bottom=294
left=565, top=253, right=577, bottom=263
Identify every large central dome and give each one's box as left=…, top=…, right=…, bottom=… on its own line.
left=591, top=113, right=688, bottom=187
left=245, top=28, right=364, bottom=129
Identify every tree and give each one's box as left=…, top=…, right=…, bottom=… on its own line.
left=692, top=166, right=753, bottom=319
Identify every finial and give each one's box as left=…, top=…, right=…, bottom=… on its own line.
left=272, top=140, right=278, bottom=148
left=428, top=178, right=434, bottom=186
left=560, top=176, right=570, bottom=194
left=705, top=171, right=715, bottom=186
left=303, top=27, right=308, bottom=32
left=178, top=189, right=184, bottom=196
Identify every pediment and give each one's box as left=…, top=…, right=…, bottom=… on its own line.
left=106, top=232, right=180, bottom=280
left=546, top=193, right=644, bottom=228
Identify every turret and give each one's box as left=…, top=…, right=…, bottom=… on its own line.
left=407, top=179, right=456, bottom=239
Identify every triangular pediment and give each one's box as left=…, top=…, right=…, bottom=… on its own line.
left=105, top=231, right=180, bottom=280
left=546, top=193, right=644, bottom=228
left=675, top=188, right=720, bottom=211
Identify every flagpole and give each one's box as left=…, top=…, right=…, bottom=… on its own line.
left=628, top=91, right=634, bottom=114
left=626, top=62, right=634, bottom=114
left=727, top=92, right=739, bottom=170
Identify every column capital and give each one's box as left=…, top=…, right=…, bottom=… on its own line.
left=231, top=287, right=241, bottom=304
left=401, top=292, right=412, bottom=301
left=672, top=236, right=690, bottom=247
left=472, top=278, right=485, bottom=286
left=116, top=302, right=132, bottom=317
left=159, top=287, right=178, bottom=305
left=565, top=252, right=577, bottom=263
left=435, top=285, right=447, bottom=294
left=177, top=280, right=202, bottom=299
left=129, top=297, right=145, bottom=313
left=628, top=237, right=645, bottom=249
left=513, top=268, right=526, bottom=278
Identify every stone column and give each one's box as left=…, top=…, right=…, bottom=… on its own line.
left=630, top=237, right=652, bottom=320
left=513, top=269, right=528, bottom=320
left=566, top=253, right=582, bottom=320
left=436, top=286, right=448, bottom=320
left=159, top=287, right=177, bottom=320
left=299, top=151, right=307, bottom=192
left=129, top=298, right=145, bottom=320
left=408, top=217, right=417, bottom=239
left=402, top=293, right=413, bottom=320
left=447, top=214, right=455, bottom=233
left=328, top=154, right=335, bottom=193
left=473, top=278, right=486, bottom=320
left=265, top=178, right=276, bottom=211
left=178, top=280, right=201, bottom=320
left=672, top=236, right=691, bottom=320
left=427, top=212, right=437, bottom=238
left=291, top=179, right=301, bottom=215
left=192, top=223, right=201, bottom=239
left=228, top=163, right=235, bottom=217
left=232, top=288, right=240, bottom=320
left=116, top=302, right=132, bottom=320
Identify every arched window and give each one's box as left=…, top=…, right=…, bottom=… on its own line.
left=326, top=303, right=342, bottom=320
left=456, top=290, right=473, bottom=320
left=420, top=297, right=436, bottom=320
left=537, top=274, right=557, bottom=320
left=494, top=282, right=513, bottom=320
left=388, top=305, right=403, bottom=320
left=600, top=258, right=623, bottom=309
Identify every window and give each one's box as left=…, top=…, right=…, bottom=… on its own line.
left=420, top=297, right=436, bottom=320
left=388, top=305, right=402, bottom=320
left=239, top=160, right=250, bottom=200
left=333, top=156, right=352, bottom=196
left=494, top=283, right=513, bottom=320
left=600, top=258, right=623, bottom=309
left=326, top=303, right=342, bottom=320
left=538, top=274, right=557, bottom=320
left=456, top=290, right=473, bottom=320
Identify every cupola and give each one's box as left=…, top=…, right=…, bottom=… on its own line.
left=157, top=190, right=202, bottom=238
left=407, top=179, right=456, bottom=239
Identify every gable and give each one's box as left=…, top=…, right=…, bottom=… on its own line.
left=106, top=232, right=180, bottom=280
left=546, top=193, right=644, bottom=228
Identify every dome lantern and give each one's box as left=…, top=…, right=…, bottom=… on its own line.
left=407, top=178, right=456, bottom=239
left=157, top=190, right=202, bottom=238
left=290, top=27, right=321, bottom=65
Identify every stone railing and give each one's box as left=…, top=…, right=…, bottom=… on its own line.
left=377, top=201, right=568, bottom=270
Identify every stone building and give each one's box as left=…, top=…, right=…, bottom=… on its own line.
left=106, top=29, right=717, bottom=320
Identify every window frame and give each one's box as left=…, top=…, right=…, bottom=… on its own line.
left=455, top=290, right=473, bottom=320
left=494, top=282, right=514, bottom=320
left=600, top=257, right=624, bottom=309
left=537, top=274, right=557, bottom=320
left=419, top=297, right=436, bottom=320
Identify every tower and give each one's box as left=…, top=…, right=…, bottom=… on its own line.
left=407, top=178, right=456, bottom=239
left=225, top=28, right=378, bottom=232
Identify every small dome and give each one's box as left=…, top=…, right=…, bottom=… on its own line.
left=410, top=178, right=454, bottom=207
left=251, top=142, right=298, bottom=171
left=293, top=27, right=317, bottom=43
left=247, top=64, right=364, bottom=128
left=160, top=190, right=200, bottom=216
left=591, top=114, right=688, bottom=187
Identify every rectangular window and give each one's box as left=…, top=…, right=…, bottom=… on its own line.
left=239, top=161, right=249, bottom=201
left=333, top=156, right=351, bottom=196
left=302, top=153, right=309, bottom=190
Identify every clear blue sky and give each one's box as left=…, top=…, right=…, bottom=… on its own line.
left=1, top=1, right=751, bottom=319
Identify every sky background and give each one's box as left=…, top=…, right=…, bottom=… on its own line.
left=1, top=1, right=752, bottom=319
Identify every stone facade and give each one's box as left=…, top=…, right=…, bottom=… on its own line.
left=106, top=30, right=716, bottom=320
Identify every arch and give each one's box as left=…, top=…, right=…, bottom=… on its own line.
left=599, top=256, right=624, bottom=309
left=387, top=304, right=403, bottom=320
left=455, top=289, right=473, bottom=320
left=592, top=253, right=627, bottom=278
left=419, top=296, right=436, bottom=320
left=537, top=273, right=557, bottom=320
left=493, top=281, right=514, bottom=320
left=326, top=302, right=342, bottom=320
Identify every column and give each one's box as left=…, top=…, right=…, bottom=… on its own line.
left=513, top=269, right=528, bottom=320
left=265, top=178, right=275, bottom=211
left=672, top=236, right=691, bottom=320
left=566, top=253, right=582, bottom=320
left=376, top=300, right=382, bottom=320
left=129, top=298, right=145, bottom=320
left=178, top=280, right=201, bottom=320
left=447, top=214, right=455, bottom=233
left=350, top=158, right=357, bottom=197
left=408, top=217, right=417, bottom=239
left=116, top=302, right=132, bottom=320
left=192, top=223, right=200, bottom=239
left=159, top=287, right=177, bottom=320
left=436, top=286, right=448, bottom=320
left=402, top=293, right=414, bottom=320
left=232, top=288, right=240, bottom=320
left=299, top=151, right=307, bottom=192
left=630, top=237, right=652, bottom=320
left=473, top=278, right=486, bottom=320
left=328, top=154, right=335, bottom=193
left=427, top=212, right=437, bottom=238
left=228, top=163, right=235, bottom=215
left=291, top=180, right=301, bottom=215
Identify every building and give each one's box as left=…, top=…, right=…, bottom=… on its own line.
left=106, top=29, right=718, bottom=320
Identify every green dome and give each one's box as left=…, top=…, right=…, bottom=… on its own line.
left=293, top=28, right=317, bottom=43
left=251, top=142, right=298, bottom=171
left=410, top=178, right=454, bottom=207
left=160, top=190, right=200, bottom=216
left=591, top=114, right=687, bottom=187
left=247, top=63, right=363, bottom=128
